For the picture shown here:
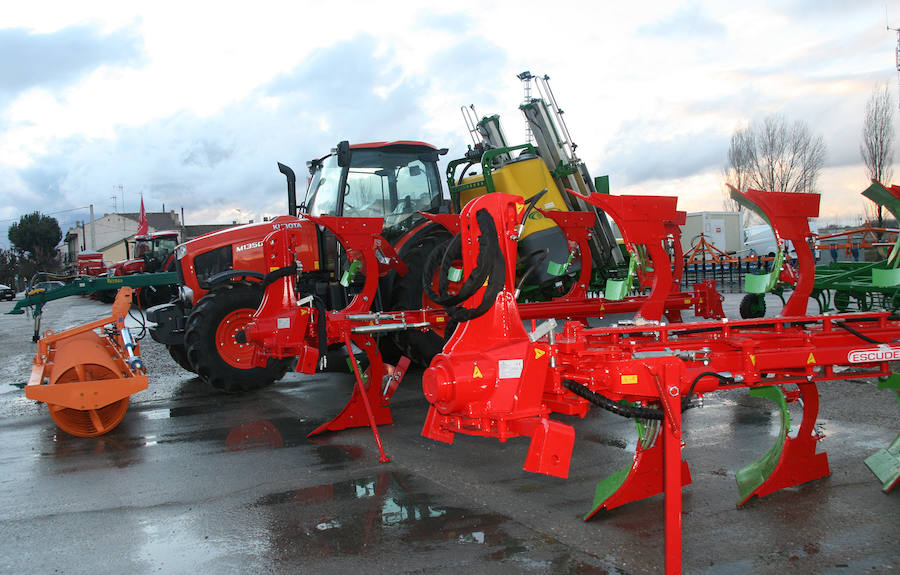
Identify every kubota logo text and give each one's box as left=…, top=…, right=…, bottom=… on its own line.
left=847, top=346, right=900, bottom=363
left=236, top=241, right=263, bottom=252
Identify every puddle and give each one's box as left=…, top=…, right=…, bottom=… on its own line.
left=251, top=471, right=623, bottom=571
left=35, top=415, right=355, bottom=470
left=252, top=472, right=532, bottom=559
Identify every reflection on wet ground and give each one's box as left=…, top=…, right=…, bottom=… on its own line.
left=253, top=470, right=618, bottom=573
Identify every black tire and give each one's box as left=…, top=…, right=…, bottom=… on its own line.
left=739, top=293, right=766, bottom=319
left=96, top=289, right=117, bottom=304
left=390, top=231, right=453, bottom=367
left=185, top=282, right=290, bottom=392
left=137, top=283, right=176, bottom=309
left=167, top=343, right=195, bottom=373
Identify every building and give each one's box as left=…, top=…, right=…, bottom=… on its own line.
left=61, top=211, right=238, bottom=271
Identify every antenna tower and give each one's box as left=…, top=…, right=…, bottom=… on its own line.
left=890, top=21, right=900, bottom=109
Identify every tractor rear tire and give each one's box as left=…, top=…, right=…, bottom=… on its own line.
left=390, top=231, right=453, bottom=367
left=185, top=282, right=290, bottom=392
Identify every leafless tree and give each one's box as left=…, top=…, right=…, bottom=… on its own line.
left=723, top=114, right=826, bottom=211
left=860, top=84, right=895, bottom=228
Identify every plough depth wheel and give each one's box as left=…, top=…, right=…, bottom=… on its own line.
left=739, top=293, right=766, bottom=319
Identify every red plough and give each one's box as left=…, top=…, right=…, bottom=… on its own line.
left=418, top=191, right=900, bottom=575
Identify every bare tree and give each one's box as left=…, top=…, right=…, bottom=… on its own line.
left=860, top=84, right=895, bottom=228
left=722, top=129, right=753, bottom=211
left=723, top=114, right=826, bottom=210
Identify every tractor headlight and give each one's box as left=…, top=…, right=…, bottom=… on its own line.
left=179, top=285, right=194, bottom=306
left=175, top=244, right=188, bottom=260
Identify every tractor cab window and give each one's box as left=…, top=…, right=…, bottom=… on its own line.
left=155, top=237, right=178, bottom=262
left=306, top=148, right=442, bottom=224
left=306, top=155, right=341, bottom=217
left=341, top=149, right=442, bottom=241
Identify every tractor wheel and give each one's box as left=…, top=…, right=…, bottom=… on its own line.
left=167, top=343, right=195, bottom=373
left=739, top=293, right=766, bottom=319
left=389, top=231, right=454, bottom=367
left=96, top=289, right=117, bottom=304
left=185, top=282, right=290, bottom=392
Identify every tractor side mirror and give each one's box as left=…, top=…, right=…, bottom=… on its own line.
left=337, top=140, right=351, bottom=168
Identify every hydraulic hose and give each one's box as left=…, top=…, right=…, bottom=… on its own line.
left=261, top=263, right=297, bottom=288
left=423, top=208, right=506, bottom=323
left=563, top=379, right=699, bottom=420
left=563, top=380, right=664, bottom=420
left=516, top=248, right=550, bottom=295
left=835, top=320, right=883, bottom=344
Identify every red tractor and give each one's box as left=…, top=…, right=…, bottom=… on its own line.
left=148, top=141, right=453, bottom=391
left=98, top=230, right=181, bottom=306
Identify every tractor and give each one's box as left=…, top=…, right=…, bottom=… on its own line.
left=97, top=230, right=181, bottom=306
left=148, top=141, right=459, bottom=391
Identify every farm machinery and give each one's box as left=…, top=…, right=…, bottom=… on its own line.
left=235, top=180, right=899, bottom=573
left=13, top=73, right=900, bottom=574
left=24, top=287, right=148, bottom=437
left=738, top=180, right=900, bottom=318
left=810, top=180, right=900, bottom=313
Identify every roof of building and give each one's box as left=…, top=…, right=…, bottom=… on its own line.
left=183, top=224, right=236, bottom=241
left=117, top=211, right=181, bottom=230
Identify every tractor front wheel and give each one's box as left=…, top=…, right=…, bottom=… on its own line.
left=167, top=343, right=195, bottom=373
left=185, top=282, right=290, bottom=392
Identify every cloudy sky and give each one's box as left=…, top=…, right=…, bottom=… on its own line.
left=0, top=1, right=897, bottom=249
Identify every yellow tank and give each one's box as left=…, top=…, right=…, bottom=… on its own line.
left=458, top=156, right=569, bottom=239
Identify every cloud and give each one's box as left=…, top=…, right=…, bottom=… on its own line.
left=0, top=33, right=473, bottom=248
left=638, top=4, right=726, bottom=38
left=0, top=24, right=144, bottom=96
left=601, top=118, right=729, bottom=186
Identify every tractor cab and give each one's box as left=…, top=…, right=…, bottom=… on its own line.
left=305, top=141, right=447, bottom=244
left=133, top=231, right=180, bottom=273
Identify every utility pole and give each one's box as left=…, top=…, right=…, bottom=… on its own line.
left=89, top=204, right=95, bottom=250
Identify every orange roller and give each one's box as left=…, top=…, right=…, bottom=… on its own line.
left=25, top=288, right=148, bottom=437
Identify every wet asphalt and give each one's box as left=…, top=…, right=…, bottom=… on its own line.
left=0, top=292, right=897, bottom=574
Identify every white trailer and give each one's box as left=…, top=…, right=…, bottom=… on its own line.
left=680, top=211, right=744, bottom=254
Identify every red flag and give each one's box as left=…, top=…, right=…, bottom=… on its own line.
left=136, top=196, right=148, bottom=236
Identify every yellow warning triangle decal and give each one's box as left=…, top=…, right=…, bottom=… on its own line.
left=534, top=348, right=546, bottom=359
left=807, top=352, right=816, bottom=365
left=473, top=365, right=483, bottom=378
left=516, top=203, right=524, bottom=214
left=750, top=354, right=756, bottom=366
